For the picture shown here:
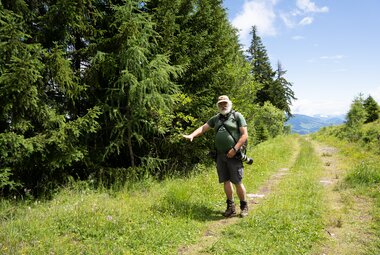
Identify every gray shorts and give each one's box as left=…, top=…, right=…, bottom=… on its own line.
left=216, top=153, right=244, bottom=184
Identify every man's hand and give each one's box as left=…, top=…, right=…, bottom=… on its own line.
left=182, top=123, right=210, bottom=142
left=227, top=148, right=237, bottom=158
left=182, top=134, right=194, bottom=142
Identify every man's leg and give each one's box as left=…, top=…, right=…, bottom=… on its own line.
left=236, top=183, right=248, bottom=217
left=223, top=181, right=236, bottom=217
left=224, top=181, right=234, bottom=200
left=235, top=183, right=246, bottom=201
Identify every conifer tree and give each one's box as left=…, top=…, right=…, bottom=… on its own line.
left=246, top=26, right=295, bottom=118
left=0, top=4, right=100, bottom=194
left=246, top=26, right=276, bottom=105
left=273, top=61, right=296, bottom=117
left=346, top=94, right=367, bottom=128
left=363, top=95, right=379, bottom=123
left=145, top=0, right=255, bottom=166
left=147, top=0, right=245, bottom=109
left=85, top=1, right=182, bottom=168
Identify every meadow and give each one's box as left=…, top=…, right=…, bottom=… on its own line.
left=1, top=133, right=379, bottom=254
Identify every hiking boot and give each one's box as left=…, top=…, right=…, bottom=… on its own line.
left=240, top=201, right=248, bottom=218
left=223, top=200, right=236, bottom=217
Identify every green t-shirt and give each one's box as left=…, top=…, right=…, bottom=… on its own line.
left=207, top=111, right=247, bottom=153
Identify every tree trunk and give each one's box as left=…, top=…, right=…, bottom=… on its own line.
left=127, top=123, right=135, bottom=167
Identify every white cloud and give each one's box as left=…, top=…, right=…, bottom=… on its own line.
left=280, top=13, right=293, bottom=28
left=231, top=0, right=329, bottom=45
left=296, top=0, right=329, bottom=13
left=291, top=98, right=350, bottom=116
left=232, top=0, right=277, bottom=43
left=281, top=0, right=328, bottom=28
left=299, top=16, right=313, bottom=25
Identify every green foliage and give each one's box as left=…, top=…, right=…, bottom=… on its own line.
left=0, top=0, right=292, bottom=194
left=273, top=61, right=297, bottom=116
left=318, top=93, right=380, bottom=153
left=251, top=102, right=286, bottom=145
left=346, top=94, right=367, bottom=128
left=247, top=26, right=276, bottom=105
left=246, top=26, right=295, bottom=116
left=363, top=95, right=380, bottom=123
left=0, top=5, right=101, bottom=195
left=84, top=1, right=183, bottom=170
left=345, top=94, right=367, bottom=141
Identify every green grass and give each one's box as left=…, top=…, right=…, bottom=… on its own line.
left=207, top=137, right=326, bottom=254
left=0, top=135, right=299, bottom=254
left=345, top=160, right=380, bottom=187
left=312, top=132, right=380, bottom=254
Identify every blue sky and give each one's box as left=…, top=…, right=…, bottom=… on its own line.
left=222, top=0, right=380, bottom=116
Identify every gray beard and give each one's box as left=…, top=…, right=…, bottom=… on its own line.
left=219, top=104, right=232, bottom=115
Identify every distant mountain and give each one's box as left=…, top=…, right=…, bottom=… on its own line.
left=286, top=114, right=345, bottom=134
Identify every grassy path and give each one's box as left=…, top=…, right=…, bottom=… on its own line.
left=0, top=135, right=299, bottom=254
left=193, top=136, right=327, bottom=254
left=177, top=167, right=296, bottom=254
left=2, top=135, right=377, bottom=254
left=311, top=139, right=379, bottom=255
left=178, top=136, right=301, bottom=254
left=182, top=137, right=379, bottom=254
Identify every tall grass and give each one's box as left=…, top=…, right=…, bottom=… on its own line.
left=208, top=137, right=325, bottom=254
left=0, top=135, right=299, bottom=254
left=345, top=160, right=380, bottom=187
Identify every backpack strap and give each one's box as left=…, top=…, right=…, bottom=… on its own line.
left=215, top=110, right=239, bottom=144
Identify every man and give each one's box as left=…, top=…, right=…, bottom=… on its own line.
left=183, top=95, right=249, bottom=217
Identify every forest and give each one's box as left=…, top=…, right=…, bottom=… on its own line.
left=1, top=1, right=380, bottom=254
left=0, top=0, right=296, bottom=196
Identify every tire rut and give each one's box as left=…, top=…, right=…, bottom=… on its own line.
left=311, top=140, right=375, bottom=255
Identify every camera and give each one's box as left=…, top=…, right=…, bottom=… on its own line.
left=235, top=151, right=253, bottom=165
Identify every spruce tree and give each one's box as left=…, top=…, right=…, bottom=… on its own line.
left=346, top=94, right=367, bottom=128
left=84, top=1, right=182, bottom=169
left=273, top=61, right=296, bottom=117
left=147, top=0, right=245, bottom=108
left=0, top=4, right=100, bottom=194
left=145, top=0, right=254, bottom=167
left=246, top=26, right=276, bottom=105
left=363, top=95, right=379, bottom=123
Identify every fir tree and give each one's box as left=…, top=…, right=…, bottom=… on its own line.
left=85, top=1, right=182, bottom=168
left=273, top=61, right=296, bottom=117
left=246, top=26, right=276, bottom=105
left=363, top=95, right=379, bottom=123
left=0, top=5, right=100, bottom=194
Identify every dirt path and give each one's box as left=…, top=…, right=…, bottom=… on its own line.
left=312, top=141, right=374, bottom=255
left=177, top=141, right=300, bottom=254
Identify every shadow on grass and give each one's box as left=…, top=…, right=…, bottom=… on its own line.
left=154, top=197, right=224, bottom=222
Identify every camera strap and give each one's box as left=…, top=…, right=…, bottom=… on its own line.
left=216, top=111, right=239, bottom=145
left=215, top=111, right=247, bottom=153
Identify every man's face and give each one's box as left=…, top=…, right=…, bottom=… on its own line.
left=218, top=101, right=232, bottom=115
left=218, top=102, right=228, bottom=110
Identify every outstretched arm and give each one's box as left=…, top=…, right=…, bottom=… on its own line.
left=182, top=123, right=210, bottom=142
